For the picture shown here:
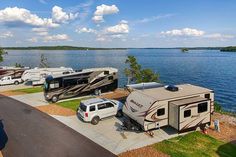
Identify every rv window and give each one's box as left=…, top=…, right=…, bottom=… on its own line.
left=50, top=81, right=59, bottom=89
left=89, top=106, right=96, bottom=112
left=63, top=79, right=77, bottom=86
left=108, top=76, right=113, bottom=80
left=104, top=71, right=109, bottom=75
left=184, top=110, right=191, bottom=118
left=98, top=103, right=106, bottom=110
left=205, top=94, right=210, bottom=99
left=157, top=108, right=165, bottom=116
left=77, top=79, right=88, bottom=84
left=198, top=102, right=208, bottom=113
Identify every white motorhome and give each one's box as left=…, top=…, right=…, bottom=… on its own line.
left=123, top=84, right=214, bottom=132
left=21, top=67, right=73, bottom=85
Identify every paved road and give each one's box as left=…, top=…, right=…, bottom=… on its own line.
left=0, top=95, right=116, bottom=157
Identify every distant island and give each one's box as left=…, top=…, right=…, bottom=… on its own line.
left=181, top=48, right=189, bottom=52
left=3, top=46, right=128, bottom=50
left=220, top=46, right=236, bottom=52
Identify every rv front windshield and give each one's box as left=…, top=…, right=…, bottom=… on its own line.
left=44, top=82, right=49, bottom=91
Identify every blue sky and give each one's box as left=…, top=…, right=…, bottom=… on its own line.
left=0, top=0, right=236, bottom=47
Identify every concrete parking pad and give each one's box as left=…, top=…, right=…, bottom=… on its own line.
left=10, top=92, right=48, bottom=107
left=52, top=115, right=180, bottom=155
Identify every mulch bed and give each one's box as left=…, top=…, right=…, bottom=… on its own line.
left=119, top=146, right=170, bottom=157
left=35, top=104, right=76, bottom=116
left=208, top=113, right=236, bottom=144
left=0, top=91, right=25, bottom=96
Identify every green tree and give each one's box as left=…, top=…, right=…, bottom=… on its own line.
left=39, top=54, right=49, bottom=68
left=0, top=47, right=7, bottom=62
left=15, top=63, right=23, bottom=68
left=124, top=55, right=159, bottom=84
left=124, top=56, right=141, bottom=84
left=137, top=69, right=159, bottom=83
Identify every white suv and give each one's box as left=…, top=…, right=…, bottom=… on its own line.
left=77, top=98, right=123, bottom=125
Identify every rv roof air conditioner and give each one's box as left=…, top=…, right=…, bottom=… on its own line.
left=165, top=85, right=179, bottom=92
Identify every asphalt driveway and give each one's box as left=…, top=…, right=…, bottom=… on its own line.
left=0, top=94, right=115, bottom=157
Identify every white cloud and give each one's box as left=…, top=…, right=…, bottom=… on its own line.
left=27, top=37, right=38, bottom=43
left=43, top=34, right=70, bottom=42
left=161, top=28, right=205, bottom=37
left=204, top=33, right=234, bottom=40
left=92, top=4, right=119, bottom=23
left=76, top=27, right=96, bottom=33
left=105, top=20, right=129, bottom=34
left=32, top=27, right=48, bottom=36
left=0, top=7, right=59, bottom=28
left=0, top=31, right=14, bottom=38
left=52, top=6, right=79, bottom=24
left=96, top=37, right=106, bottom=41
left=92, top=15, right=104, bottom=23
left=134, top=14, right=174, bottom=24
left=39, top=0, right=47, bottom=4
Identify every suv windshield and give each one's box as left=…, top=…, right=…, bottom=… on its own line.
left=80, top=103, right=87, bottom=112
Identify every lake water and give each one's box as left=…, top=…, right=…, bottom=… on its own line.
left=1, top=49, right=236, bottom=112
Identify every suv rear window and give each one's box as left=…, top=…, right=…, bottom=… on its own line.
left=80, top=103, right=87, bottom=112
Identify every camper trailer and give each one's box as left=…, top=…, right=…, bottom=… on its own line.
left=21, top=67, right=73, bottom=85
left=123, top=84, right=214, bottom=132
left=0, top=66, right=29, bottom=79
left=44, top=67, right=118, bottom=102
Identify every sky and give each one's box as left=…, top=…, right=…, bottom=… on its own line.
left=0, top=0, right=236, bottom=48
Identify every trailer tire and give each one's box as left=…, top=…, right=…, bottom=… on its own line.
left=91, top=116, right=100, bottom=125
left=116, top=110, right=123, bottom=117
left=14, top=81, right=19, bottom=85
left=51, top=95, right=59, bottom=103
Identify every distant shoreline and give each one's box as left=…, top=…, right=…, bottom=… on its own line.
left=2, top=46, right=226, bottom=51
left=3, top=46, right=236, bottom=51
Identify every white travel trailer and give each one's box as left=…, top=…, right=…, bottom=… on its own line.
left=123, top=84, right=214, bottom=132
left=21, top=67, right=73, bottom=85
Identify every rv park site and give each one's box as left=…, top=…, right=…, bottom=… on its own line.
left=0, top=78, right=236, bottom=157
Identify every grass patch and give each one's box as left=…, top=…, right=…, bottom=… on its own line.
left=56, top=97, right=92, bottom=111
left=153, top=132, right=236, bottom=157
left=13, top=86, right=43, bottom=94
left=214, top=102, right=236, bottom=117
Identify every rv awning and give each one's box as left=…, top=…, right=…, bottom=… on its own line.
left=170, top=97, right=208, bottom=106
left=126, top=82, right=163, bottom=90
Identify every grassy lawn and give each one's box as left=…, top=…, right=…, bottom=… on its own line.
left=13, top=86, right=43, bottom=94
left=56, top=97, right=92, bottom=111
left=153, top=131, right=236, bottom=157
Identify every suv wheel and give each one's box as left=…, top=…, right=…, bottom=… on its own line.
left=91, top=116, right=100, bottom=125
left=116, top=110, right=123, bottom=117
left=51, top=95, right=59, bottom=103
left=14, top=81, right=19, bottom=85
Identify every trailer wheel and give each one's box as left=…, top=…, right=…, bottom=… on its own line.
left=91, top=116, right=100, bottom=125
left=51, top=95, right=59, bottom=103
left=14, top=81, right=19, bottom=85
left=116, top=110, right=123, bottom=117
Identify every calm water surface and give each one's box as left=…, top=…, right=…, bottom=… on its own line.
left=1, top=49, right=236, bottom=112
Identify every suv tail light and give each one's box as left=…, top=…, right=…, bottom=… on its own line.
left=85, top=112, right=88, bottom=117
